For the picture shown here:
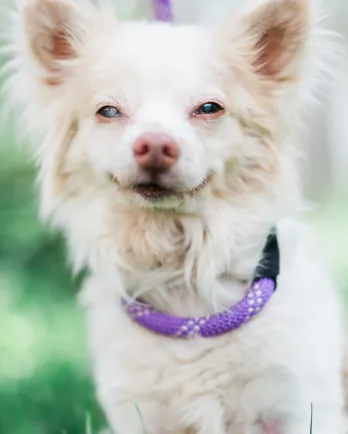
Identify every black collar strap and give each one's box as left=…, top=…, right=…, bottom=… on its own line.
left=253, top=229, right=280, bottom=287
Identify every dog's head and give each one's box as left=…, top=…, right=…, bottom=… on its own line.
left=4, top=0, right=318, bottom=214
left=2, top=0, right=330, bottom=284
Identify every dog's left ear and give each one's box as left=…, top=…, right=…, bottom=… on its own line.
left=223, top=0, right=310, bottom=83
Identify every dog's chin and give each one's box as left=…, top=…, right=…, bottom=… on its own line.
left=108, top=174, right=211, bottom=211
left=132, top=190, right=186, bottom=211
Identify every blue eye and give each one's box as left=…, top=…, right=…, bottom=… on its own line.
left=97, top=106, right=121, bottom=118
left=196, top=102, right=224, bottom=115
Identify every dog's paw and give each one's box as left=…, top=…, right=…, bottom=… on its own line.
left=246, top=420, right=280, bottom=434
left=259, top=421, right=281, bottom=434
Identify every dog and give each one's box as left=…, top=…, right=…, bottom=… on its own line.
left=1, top=0, right=346, bottom=432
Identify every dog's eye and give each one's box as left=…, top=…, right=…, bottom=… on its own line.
left=195, top=102, right=224, bottom=116
left=97, top=106, right=121, bottom=119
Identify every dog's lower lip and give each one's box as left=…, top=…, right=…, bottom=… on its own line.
left=133, top=183, right=176, bottom=200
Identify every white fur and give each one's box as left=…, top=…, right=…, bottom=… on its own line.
left=1, top=0, right=346, bottom=433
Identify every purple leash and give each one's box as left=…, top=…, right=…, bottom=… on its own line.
left=153, top=0, right=173, bottom=22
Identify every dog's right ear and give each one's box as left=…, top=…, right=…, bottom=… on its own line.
left=22, top=0, right=88, bottom=86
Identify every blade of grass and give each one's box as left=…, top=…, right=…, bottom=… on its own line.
left=135, top=404, right=148, bottom=434
left=86, top=413, right=92, bottom=434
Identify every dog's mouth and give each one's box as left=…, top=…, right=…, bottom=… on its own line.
left=132, top=183, right=178, bottom=200
left=109, top=174, right=212, bottom=201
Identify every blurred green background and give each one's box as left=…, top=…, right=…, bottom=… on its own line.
left=0, top=143, right=107, bottom=433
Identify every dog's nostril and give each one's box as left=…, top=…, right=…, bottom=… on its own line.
left=163, top=143, right=179, bottom=159
left=134, top=142, right=149, bottom=157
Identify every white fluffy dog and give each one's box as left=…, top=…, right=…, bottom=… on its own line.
left=2, top=0, right=346, bottom=433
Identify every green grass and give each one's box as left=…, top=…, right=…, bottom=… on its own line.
left=1, top=135, right=348, bottom=434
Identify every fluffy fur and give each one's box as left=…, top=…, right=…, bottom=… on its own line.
left=1, top=0, right=346, bottom=432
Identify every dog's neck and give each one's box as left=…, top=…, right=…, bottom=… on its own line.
left=110, top=200, right=275, bottom=315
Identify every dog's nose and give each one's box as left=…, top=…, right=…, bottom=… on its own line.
left=133, top=133, right=180, bottom=173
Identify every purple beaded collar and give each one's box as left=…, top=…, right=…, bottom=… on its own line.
left=124, top=232, right=279, bottom=339
left=125, top=278, right=275, bottom=338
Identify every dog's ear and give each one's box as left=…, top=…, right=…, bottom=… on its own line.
left=22, top=0, right=88, bottom=85
left=226, top=0, right=310, bottom=83
left=248, top=0, right=309, bottom=80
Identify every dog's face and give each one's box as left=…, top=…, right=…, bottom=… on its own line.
left=71, top=23, right=236, bottom=210
left=7, top=0, right=311, bottom=218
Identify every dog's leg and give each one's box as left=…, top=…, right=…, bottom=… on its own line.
left=241, top=367, right=344, bottom=434
left=241, top=367, right=315, bottom=434
left=176, top=395, right=227, bottom=434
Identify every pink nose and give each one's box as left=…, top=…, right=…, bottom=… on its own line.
left=133, top=133, right=180, bottom=173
